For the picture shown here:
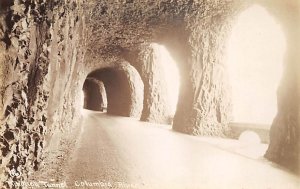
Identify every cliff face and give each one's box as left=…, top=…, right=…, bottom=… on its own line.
left=0, top=0, right=86, bottom=187
left=0, top=0, right=299, bottom=187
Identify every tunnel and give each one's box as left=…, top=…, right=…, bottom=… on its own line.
left=83, top=78, right=107, bottom=112
left=85, top=64, right=144, bottom=117
left=0, top=0, right=299, bottom=188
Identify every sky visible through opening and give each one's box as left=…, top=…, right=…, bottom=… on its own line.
left=227, top=5, right=286, bottom=124
left=151, top=43, right=180, bottom=116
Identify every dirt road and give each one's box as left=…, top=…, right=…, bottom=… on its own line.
left=63, top=110, right=299, bottom=189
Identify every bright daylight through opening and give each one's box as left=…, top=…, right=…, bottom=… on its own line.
left=226, top=5, right=286, bottom=125
left=151, top=43, right=180, bottom=116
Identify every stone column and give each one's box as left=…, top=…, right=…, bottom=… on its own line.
left=170, top=14, right=233, bottom=136
left=124, top=44, right=171, bottom=124
left=264, top=5, right=300, bottom=172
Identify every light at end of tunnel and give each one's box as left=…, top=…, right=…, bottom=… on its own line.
left=226, top=4, right=286, bottom=124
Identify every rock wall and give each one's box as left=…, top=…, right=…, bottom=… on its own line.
left=49, top=0, right=300, bottom=175
left=170, top=6, right=234, bottom=136
left=259, top=0, right=300, bottom=173
left=84, top=0, right=236, bottom=131
left=0, top=0, right=85, bottom=187
left=0, top=0, right=299, bottom=185
left=123, top=44, right=172, bottom=124
left=83, top=78, right=106, bottom=111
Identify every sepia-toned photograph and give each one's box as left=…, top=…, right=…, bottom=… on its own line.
left=0, top=0, right=299, bottom=188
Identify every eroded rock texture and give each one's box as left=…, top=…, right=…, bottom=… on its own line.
left=0, top=0, right=85, bottom=187
left=0, top=0, right=299, bottom=187
left=83, top=0, right=300, bottom=174
left=124, top=44, right=172, bottom=124
left=171, top=10, right=233, bottom=136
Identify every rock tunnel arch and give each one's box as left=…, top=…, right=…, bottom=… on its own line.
left=126, top=43, right=181, bottom=125
left=229, top=4, right=286, bottom=122
left=84, top=62, right=144, bottom=118
left=82, top=78, right=107, bottom=112
left=227, top=1, right=300, bottom=172
left=226, top=4, right=287, bottom=143
left=227, top=2, right=294, bottom=171
left=0, top=1, right=299, bottom=186
left=254, top=2, right=299, bottom=172
left=150, top=43, right=180, bottom=117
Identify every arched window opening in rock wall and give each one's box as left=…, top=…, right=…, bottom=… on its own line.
left=82, top=78, right=107, bottom=112
left=151, top=43, right=180, bottom=120
left=226, top=5, right=286, bottom=132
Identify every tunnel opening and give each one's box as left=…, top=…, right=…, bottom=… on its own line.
left=150, top=43, right=180, bottom=124
left=226, top=5, right=287, bottom=143
left=82, top=78, right=107, bottom=112
left=84, top=64, right=144, bottom=118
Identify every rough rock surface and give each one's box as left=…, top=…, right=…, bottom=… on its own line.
left=0, top=0, right=86, bottom=187
left=171, top=10, right=234, bottom=136
left=82, top=0, right=239, bottom=135
left=0, top=0, right=299, bottom=187
left=124, top=44, right=172, bottom=124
